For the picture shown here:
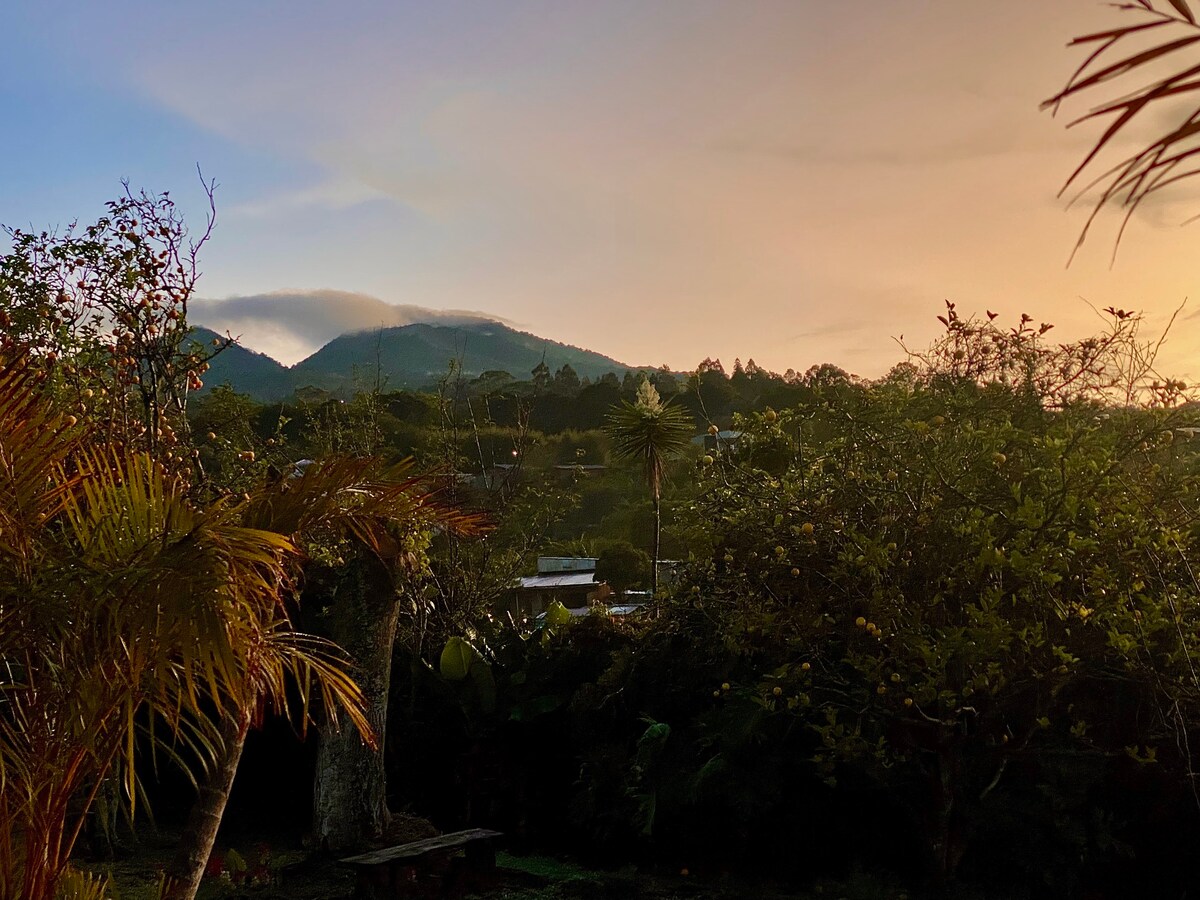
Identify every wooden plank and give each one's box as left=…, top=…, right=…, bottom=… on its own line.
left=338, top=828, right=503, bottom=867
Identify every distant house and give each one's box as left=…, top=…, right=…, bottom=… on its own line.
left=510, top=557, right=611, bottom=617
left=473, top=463, right=519, bottom=491
left=691, top=430, right=743, bottom=452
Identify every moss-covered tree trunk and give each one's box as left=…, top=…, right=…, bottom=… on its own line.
left=311, top=558, right=399, bottom=853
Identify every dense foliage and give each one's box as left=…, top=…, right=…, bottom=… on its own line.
left=10, top=186, right=1200, bottom=900
left=375, top=308, right=1200, bottom=898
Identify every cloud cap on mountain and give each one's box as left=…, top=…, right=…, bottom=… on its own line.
left=191, top=289, right=502, bottom=364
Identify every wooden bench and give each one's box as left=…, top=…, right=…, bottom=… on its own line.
left=339, top=828, right=504, bottom=898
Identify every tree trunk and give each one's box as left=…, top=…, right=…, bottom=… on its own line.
left=162, top=706, right=252, bottom=900
left=311, top=558, right=400, bottom=853
left=651, top=489, right=661, bottom=595
left=926, top=745, right=966, bottom=897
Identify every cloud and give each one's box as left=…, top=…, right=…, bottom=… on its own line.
left=191, top=289, right=504, bottom=364
left=778, top=321, right=869, bottom=344
left=225, top=178, right=393, bottom=219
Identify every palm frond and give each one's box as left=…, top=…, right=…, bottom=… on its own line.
left=0, top=352, right=86, bottom=575
left=242, top=455, right=487, bottom=565
left=1044, top=0, right=1200, bottom=258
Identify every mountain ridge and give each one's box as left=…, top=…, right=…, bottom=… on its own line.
left=193, top=320, right=647, bottom=401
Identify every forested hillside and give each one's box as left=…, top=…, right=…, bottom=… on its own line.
left=193, top=320, right=653, bottom=399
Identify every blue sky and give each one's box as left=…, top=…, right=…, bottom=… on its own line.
left=5, top=1, right=1200, bottom=375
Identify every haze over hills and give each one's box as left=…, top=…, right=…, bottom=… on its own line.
left=192, top=321, right=644, bottom=401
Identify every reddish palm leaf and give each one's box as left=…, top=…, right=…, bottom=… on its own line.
left=1044, top=1, right=1200, bottom=259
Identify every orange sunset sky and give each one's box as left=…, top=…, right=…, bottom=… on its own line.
left=5, top=1, right=1200, bottom=377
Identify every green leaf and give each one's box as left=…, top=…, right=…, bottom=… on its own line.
left=440, top=636, right=477, bottom=681
left=543, top=601, right=573, bottom=627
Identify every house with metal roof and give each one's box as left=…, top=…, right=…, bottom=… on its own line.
left=511, top=557, right=611, bottom=617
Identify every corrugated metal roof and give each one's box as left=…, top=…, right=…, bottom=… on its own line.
left=533, top=603, right=647, bottom=622
left=518, top=572, right=598, bottom=589
left=536, top=556, right=597, bottom=573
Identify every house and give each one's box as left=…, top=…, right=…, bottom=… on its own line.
left=510, top=557, right=611, bottom=617
left=690, top=430, right=743, bottom=452
left=473, top=463, right=519, bottom=492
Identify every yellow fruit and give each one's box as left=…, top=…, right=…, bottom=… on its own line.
left=721, top=682, right=730, bottom=692
left=876, top=684, right=887, bottom=695
left=207, top=432, right=217, bottom=441
left=772, top=686, right=783, bottom=696
left=764, top=409, right=777, bottom=423
left=801, top=662, right=811, bottom=672
left=775, top=545, right=785, bottom=556
left=702, top=455, right=714, bottom=466
left=903, top=697, right=913, bottom=708
left=724, top=553, right=734, bottom=563
left=801, top=522, right=814, bottom=536
left=708, top=424, right=719, bottom=436
left=992, top=452, right=1007, bottom=465
left=931, top=415, right=945, bottom=427
left=713, top=690, right=720, bottom=698
left=855, top=616, right=867, bottom=628
left=790, top=568, right=800, bottom=577
left=890, top=673, right=901, bottom=683
left=64, top=415, right=77, bottom=427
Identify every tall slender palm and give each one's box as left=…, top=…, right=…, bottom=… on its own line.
left=0, top=352, right=370, bottom=900
left=1044, top=0, right=1200, bottom=257
left=605, top=380, right=694, bottom=594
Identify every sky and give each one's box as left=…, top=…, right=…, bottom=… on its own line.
left=4, top=1, right=1200, bottom=377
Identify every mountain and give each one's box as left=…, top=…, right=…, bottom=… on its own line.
left=189, top=327, right=296, bottom=400
left=192, top=321, right=643, bottom=400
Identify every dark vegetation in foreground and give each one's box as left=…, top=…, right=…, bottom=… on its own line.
left=19, top=3, right=1200, bottom=883
left=5, top=189, right=1200, bottom=899
left=76, top=301, right=1200, bottom=900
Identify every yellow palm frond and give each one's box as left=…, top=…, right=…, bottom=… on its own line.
left=0, top=352, right=86, bottom=576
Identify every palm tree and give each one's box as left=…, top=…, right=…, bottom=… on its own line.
left=605, top=379, right=694, bottom=594
left=1044, top=0, right=1200, bottom=258
left=160, top=457, right=486, bottom=890
left=248, top=456, right=485, bottom=854
left=0, top=352, right=370, bottom=900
